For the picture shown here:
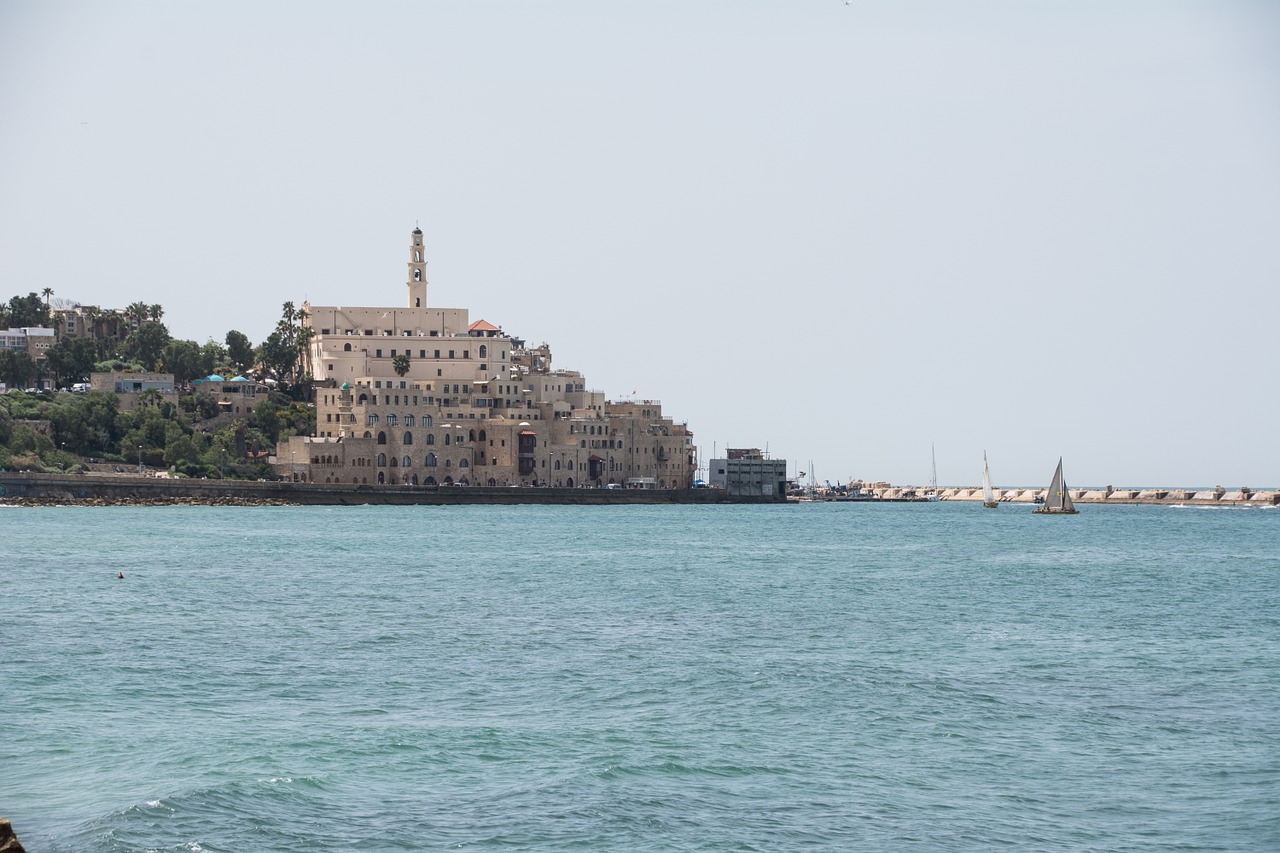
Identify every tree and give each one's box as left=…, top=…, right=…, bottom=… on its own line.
left=392, top=353, right=411, bottom=377
left=225, top=330, right=254, bottom=374
left=6, top=293, right=50, bottom=328
left=126, top=301, right=149, bottom=330
left=199, top=340, right=228, bottom=378
left=41, top=287, right=53, bottom=306
left=0, top=350, right=36, bottom=390
left=44, top=336, right=97, bottom=387
left=129, top=322, right=171, bottom=372
left=162, top=339, right=203, bottom=387
left=253, top=398, right=282, bottom=444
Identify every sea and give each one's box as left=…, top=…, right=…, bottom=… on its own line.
left=2, top=501, right=1277, bottom=852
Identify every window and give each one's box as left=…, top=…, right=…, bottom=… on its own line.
left=459, top=459, right=469, bottom=468
left=377, top=453, right=386, bottom=467
left=386, top=414, right=398, bottom=426
left=425, top=453, right=437, bottom=467
left=402, top=456, right=412, bottom=468
left=448, top=350, right=455, bottom=359
left=366, top=414, right=379, bottom=425
left=376, top=349, right=382, bottom=358
left=404, top=414, right=415, bottom=427
left=426, top=434, right=435, bottom=445
left=343, top=343, right=352, bottom=352
left=377, top=432, right=387, bottom=445
left=403, top=431, right=413, bottom=445
left=479, top=345, right=487, bottom=358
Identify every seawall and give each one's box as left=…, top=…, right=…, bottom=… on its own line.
left=878, top=485, right=1278, bottom=507
left=0, top=473, right=782, bottom=506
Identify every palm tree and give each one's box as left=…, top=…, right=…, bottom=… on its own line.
left=127, top=301, right=149, bottom=330
left=149, top=304, right=164, bottom=322
left=42, top=287, right=53, bottom=306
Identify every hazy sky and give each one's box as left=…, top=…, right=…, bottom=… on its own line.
left=3, top=1, right=1277, bottom=488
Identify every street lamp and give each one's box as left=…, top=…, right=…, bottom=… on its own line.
left=137, top=444, right=143, bottom=475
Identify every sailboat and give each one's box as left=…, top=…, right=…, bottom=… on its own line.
left=982, top=451, right=998, bottom=509
left=924, top=443, right=940, bottom=501
left=1032, top=457, right=1078, bottom=515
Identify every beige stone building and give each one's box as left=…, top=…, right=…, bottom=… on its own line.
left=89, top=371, right=178, bottom=411
left=282, top=227, right=696, bottom=488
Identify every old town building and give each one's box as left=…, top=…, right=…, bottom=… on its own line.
left=279, top=228, right=696, bottom=488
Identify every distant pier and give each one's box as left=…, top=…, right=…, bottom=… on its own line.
left=865, top=484, right=1277, bottom=507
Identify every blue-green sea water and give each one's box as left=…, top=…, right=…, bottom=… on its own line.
left=3, top=502, right=1278, bottom=852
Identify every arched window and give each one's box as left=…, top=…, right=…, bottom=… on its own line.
left=403, top=431, right=413, bottom=445
left=414, top=269, right=422, bottom=281
left=444, top=434, right=451, bottom=446
left=377, top=453, right=386, bottom=467
left=343, top=343, right=352, bottom=352
left=580, top=440, right=586, bottom=448
left=425, top=453, right=437, bottom=467
left=358, top=394, right=368, bottom=404
left=459, top=459, right=469, bottom=468
left=468, top=429, right=476, bottom=442
left=554, top=460, right=561, bottom=470
left=479, top=430, right=486, bottom=442
left=425, top=476, right=437, bottom=485
left=425, top=433, right=435, bottom=445
left=377, top=471, right=385, bottom=484
left=367, top=414, right=379, bottom=425
left=386, top=414, right=397, bottom=426
left=402, top=456, right=411, bottom=468
left=422, top=415, right=432, bottom=427
left=479, top=345, right=487, bottom=358
left=377, top=432, right=387, bottom=445
left=389, top=457, right=398, bottom=468
left=444, top=459, right=452, bottom=468
left=414, top=250, right=422, bottom=263
left=404, top=414, right=415, bottom=427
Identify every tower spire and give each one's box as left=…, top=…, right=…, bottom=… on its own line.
left=407, top=226, right=427, bottom=308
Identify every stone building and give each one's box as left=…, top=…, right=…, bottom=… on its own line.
left=89, top=371, right=178, bottom=411
left=282, top=227, right=697, bottom=488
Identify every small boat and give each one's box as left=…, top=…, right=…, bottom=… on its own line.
left=1032, top=457, right=1078, bottom=515
left=982, top=451, right=998, bottom=509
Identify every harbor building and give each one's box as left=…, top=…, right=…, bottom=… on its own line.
left=282, top=228, right=697, bottom=488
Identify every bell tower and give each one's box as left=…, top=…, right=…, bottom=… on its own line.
left=407, top=226, right=427, bottom=309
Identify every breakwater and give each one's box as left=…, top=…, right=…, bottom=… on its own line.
left=876, top=484, right=1277, bottom=506
left=0, top=472, right=781, bottom=506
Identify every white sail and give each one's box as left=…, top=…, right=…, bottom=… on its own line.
left=1036, top=457, right=1078, bottom=514
left=982, top=451, right=994, bottom=505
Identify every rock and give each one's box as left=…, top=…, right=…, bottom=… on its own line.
left=0, top=819, right=28, bottom=853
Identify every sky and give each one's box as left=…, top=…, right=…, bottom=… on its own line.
left=2, top=1, right=1277, bottom=488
